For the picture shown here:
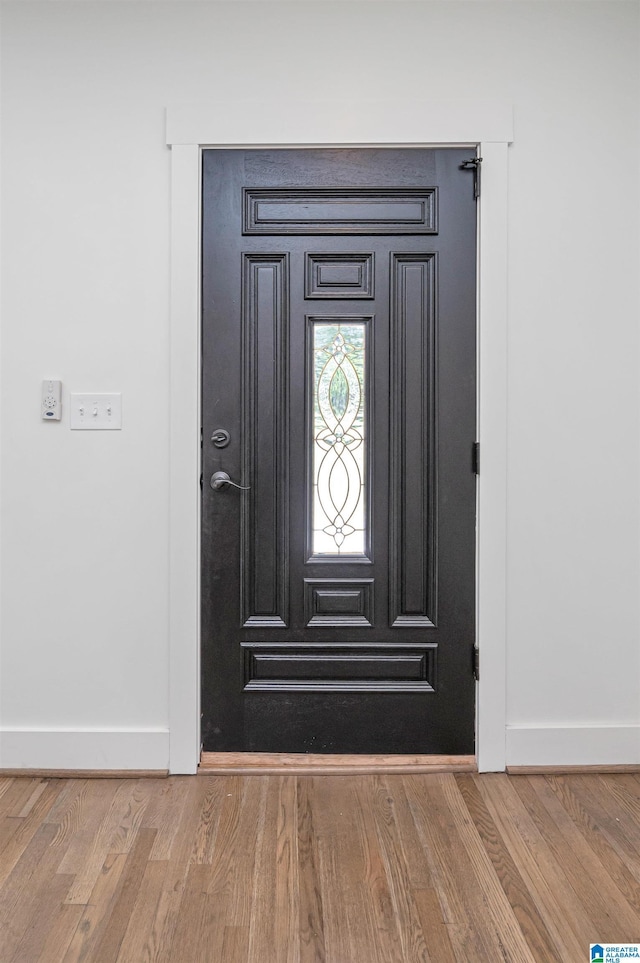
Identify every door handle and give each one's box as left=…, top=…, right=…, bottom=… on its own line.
left=210, top=471, right=251, bottom=492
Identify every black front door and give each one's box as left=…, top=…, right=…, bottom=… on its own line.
left=201, top=148, right=477, bottom=754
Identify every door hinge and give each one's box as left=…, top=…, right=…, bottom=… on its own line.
left=460, top=156, right=483, bottom=199
left=473, top=646, right=480, bottom=681
left=472, top=442, right=480, bottom=475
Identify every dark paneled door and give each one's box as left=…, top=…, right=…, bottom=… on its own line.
left=201, top=149, right=477, bottom=753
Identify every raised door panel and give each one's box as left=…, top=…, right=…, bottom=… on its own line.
left=244, top=188, right=438, bottom=235
left=389, top=254, right=437, bottom=628
left=241, top=255, right=289, bottom=627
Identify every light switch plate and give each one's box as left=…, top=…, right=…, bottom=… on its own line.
left=70, top=393, right=122, bottom=430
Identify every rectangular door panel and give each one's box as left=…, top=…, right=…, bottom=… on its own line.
left=241, top=255, right=289, bottom=627
left=389, top=253, right=437, bottom=628
left=242, top=644, right=436, bottom=691
left=304, top=578, right=375, bottom=627
left=305, top=253, right=375, bottom=299
left=243, top=187, right=438, bottom=234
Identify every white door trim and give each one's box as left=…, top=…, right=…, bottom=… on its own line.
left=167, top=101, right=512, bottom=773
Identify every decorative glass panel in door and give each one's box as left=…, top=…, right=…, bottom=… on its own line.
left=310, top=320, right=368, bottom=557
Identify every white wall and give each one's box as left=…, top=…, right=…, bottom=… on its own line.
left=1, top=1, right=638, bottom=770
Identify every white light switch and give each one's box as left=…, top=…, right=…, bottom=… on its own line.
left=70, top=393, right=122, bottom=430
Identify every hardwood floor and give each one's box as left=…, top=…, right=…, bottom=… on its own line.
left=1, top=772, right=639, bottom=961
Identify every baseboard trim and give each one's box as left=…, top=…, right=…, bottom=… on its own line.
left=507, top=764, right=640, bottom=775
left=198, top=752, right=477, bottom=775
left=0, top=769, right=168, bottom=779
left=506, top=724, right=640, bottom=767
left=0, top=728, right=170, bottom=772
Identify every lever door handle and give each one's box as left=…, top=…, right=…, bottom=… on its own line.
left=210, top=471, right=251, bottom=492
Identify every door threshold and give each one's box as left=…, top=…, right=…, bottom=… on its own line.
left=198, top=752, right=476, bottom=775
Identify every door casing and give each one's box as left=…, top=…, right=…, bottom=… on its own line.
left=166, top=100, right=512, bottom=774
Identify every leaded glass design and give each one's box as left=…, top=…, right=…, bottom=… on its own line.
left=312, top=322, right=367, bottom=555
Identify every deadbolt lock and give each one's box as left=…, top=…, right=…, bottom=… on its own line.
left=211, top=428, right=231, bottom=448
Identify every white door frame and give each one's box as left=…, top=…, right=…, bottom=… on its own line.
left=166, top=100, right=512, bottom=774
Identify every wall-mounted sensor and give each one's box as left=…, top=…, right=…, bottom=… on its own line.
left=41, top=380, right=62, bottom=421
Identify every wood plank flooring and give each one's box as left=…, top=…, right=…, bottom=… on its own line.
left=1, top=772, right=640, bottom=961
